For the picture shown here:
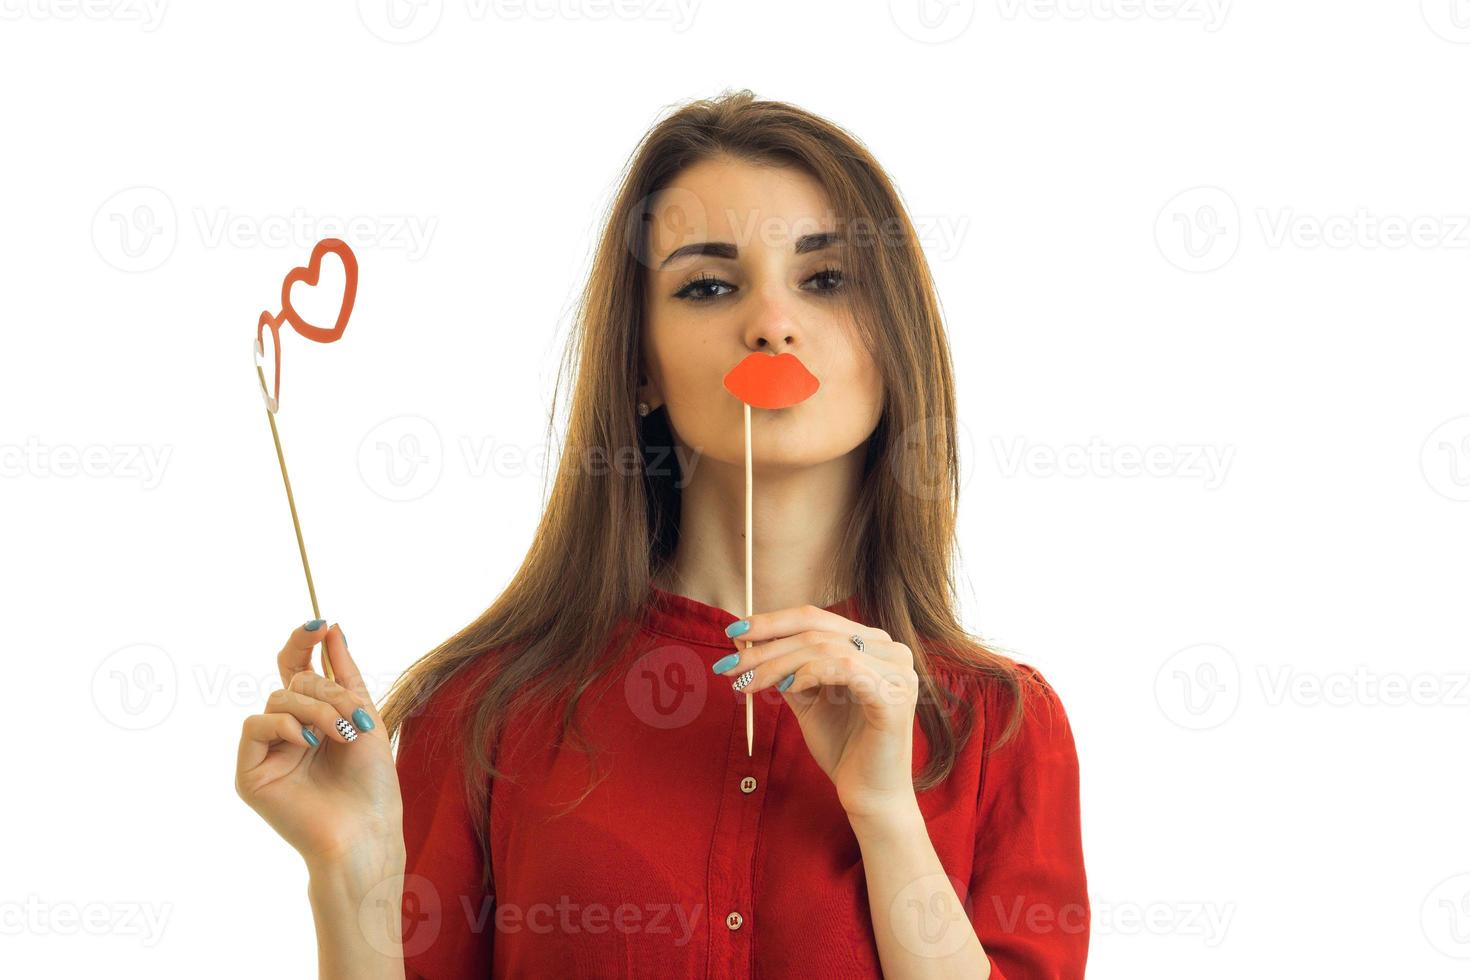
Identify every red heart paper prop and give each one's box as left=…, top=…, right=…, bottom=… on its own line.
left=722, top=352, right=820, bottom=409
left=254, top=309, right=286, bottom=413
left=281, top=238, right=357, bottom=344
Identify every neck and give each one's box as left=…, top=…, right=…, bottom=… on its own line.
left=654, top=445, right=864, bottom=617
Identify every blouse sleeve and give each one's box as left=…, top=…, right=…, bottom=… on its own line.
left=969, top=664, right=1090, bottom=979
left=396, top=667, right=496, bottom=980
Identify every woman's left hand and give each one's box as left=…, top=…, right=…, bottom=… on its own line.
left=717, top=605, right=919, bottom=822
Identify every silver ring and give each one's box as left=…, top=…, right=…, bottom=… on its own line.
left=849, top=634, right=865, bottom=652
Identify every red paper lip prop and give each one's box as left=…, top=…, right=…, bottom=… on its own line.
left=722, top=352, right=820, bottom=410
left=281, top=238, right=357, bottom=344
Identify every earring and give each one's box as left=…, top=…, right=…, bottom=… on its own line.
left=637, top=401, right=650, bottom=417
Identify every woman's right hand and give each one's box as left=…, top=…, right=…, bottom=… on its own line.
left=235, top=622, right=404, bottom=869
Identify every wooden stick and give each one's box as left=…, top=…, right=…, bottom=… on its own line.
left=744, top=401, right=753, bottom=756
left=256, top=365, right=334, bottom=682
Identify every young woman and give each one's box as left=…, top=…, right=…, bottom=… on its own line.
left=235, top=90, right=1089, bottom=979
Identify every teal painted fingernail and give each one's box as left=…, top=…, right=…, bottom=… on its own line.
left=712, top=653, right=740, bottom=673
left=777, top=673, right=795, bottom=693
left=302, top=728, right=320, bottom=747
left=351, top=708, right=375, bottom=732
left=337, top=626, right=348, bottom=649
left=725, top=619, right=750, bottom=638
left=304, top=619, right=325, bottom=631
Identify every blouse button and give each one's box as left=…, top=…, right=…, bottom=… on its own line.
left=739, top=776, right=757, bottom=794
left=726, top=911, right=744, bottom=930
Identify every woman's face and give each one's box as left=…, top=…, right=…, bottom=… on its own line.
left=639, top=156, right=885, bottom=471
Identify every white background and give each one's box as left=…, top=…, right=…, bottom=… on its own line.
left=3, top=1, right=1468, bottom=977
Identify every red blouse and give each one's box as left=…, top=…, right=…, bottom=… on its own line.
left=396, top=587, right=1089, bottom=978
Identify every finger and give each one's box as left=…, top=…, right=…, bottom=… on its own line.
left=727, top=642, right=828, bottom=697
left=726, top=604, right=884, bottom=648
left=288, top=664, right=379, bottom=738
left=278, top=619, right=330, bottom=688
left=726, top=637, right=895, bottom=698
left=323, top=624, right=373, bottom=708
left=236, top=711, right=314, bottom=776
left=716, top=629, right=905, bottom=677
left=784, top=652, right=911, bottom=709
left=264, top=687, right=363, bottom=744
left=714, top=629, right=833, bottom=677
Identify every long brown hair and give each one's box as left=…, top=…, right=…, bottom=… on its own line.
left=379, top=89, right=1032, bottom=892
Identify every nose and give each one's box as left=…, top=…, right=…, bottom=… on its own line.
left=741, top=286, right=802, bottom=353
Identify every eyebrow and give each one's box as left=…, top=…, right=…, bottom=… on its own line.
left=656, top=231, right=844, bottom=270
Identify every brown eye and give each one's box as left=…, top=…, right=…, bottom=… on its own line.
left=674, top=274, right=735, bottom=303
left=804, top=267, right=845, bottom=292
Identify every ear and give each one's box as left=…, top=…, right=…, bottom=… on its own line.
left=637, top=367, right=664, bottom=412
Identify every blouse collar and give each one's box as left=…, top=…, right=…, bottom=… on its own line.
left=643, top=585, right=863, bottom=648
